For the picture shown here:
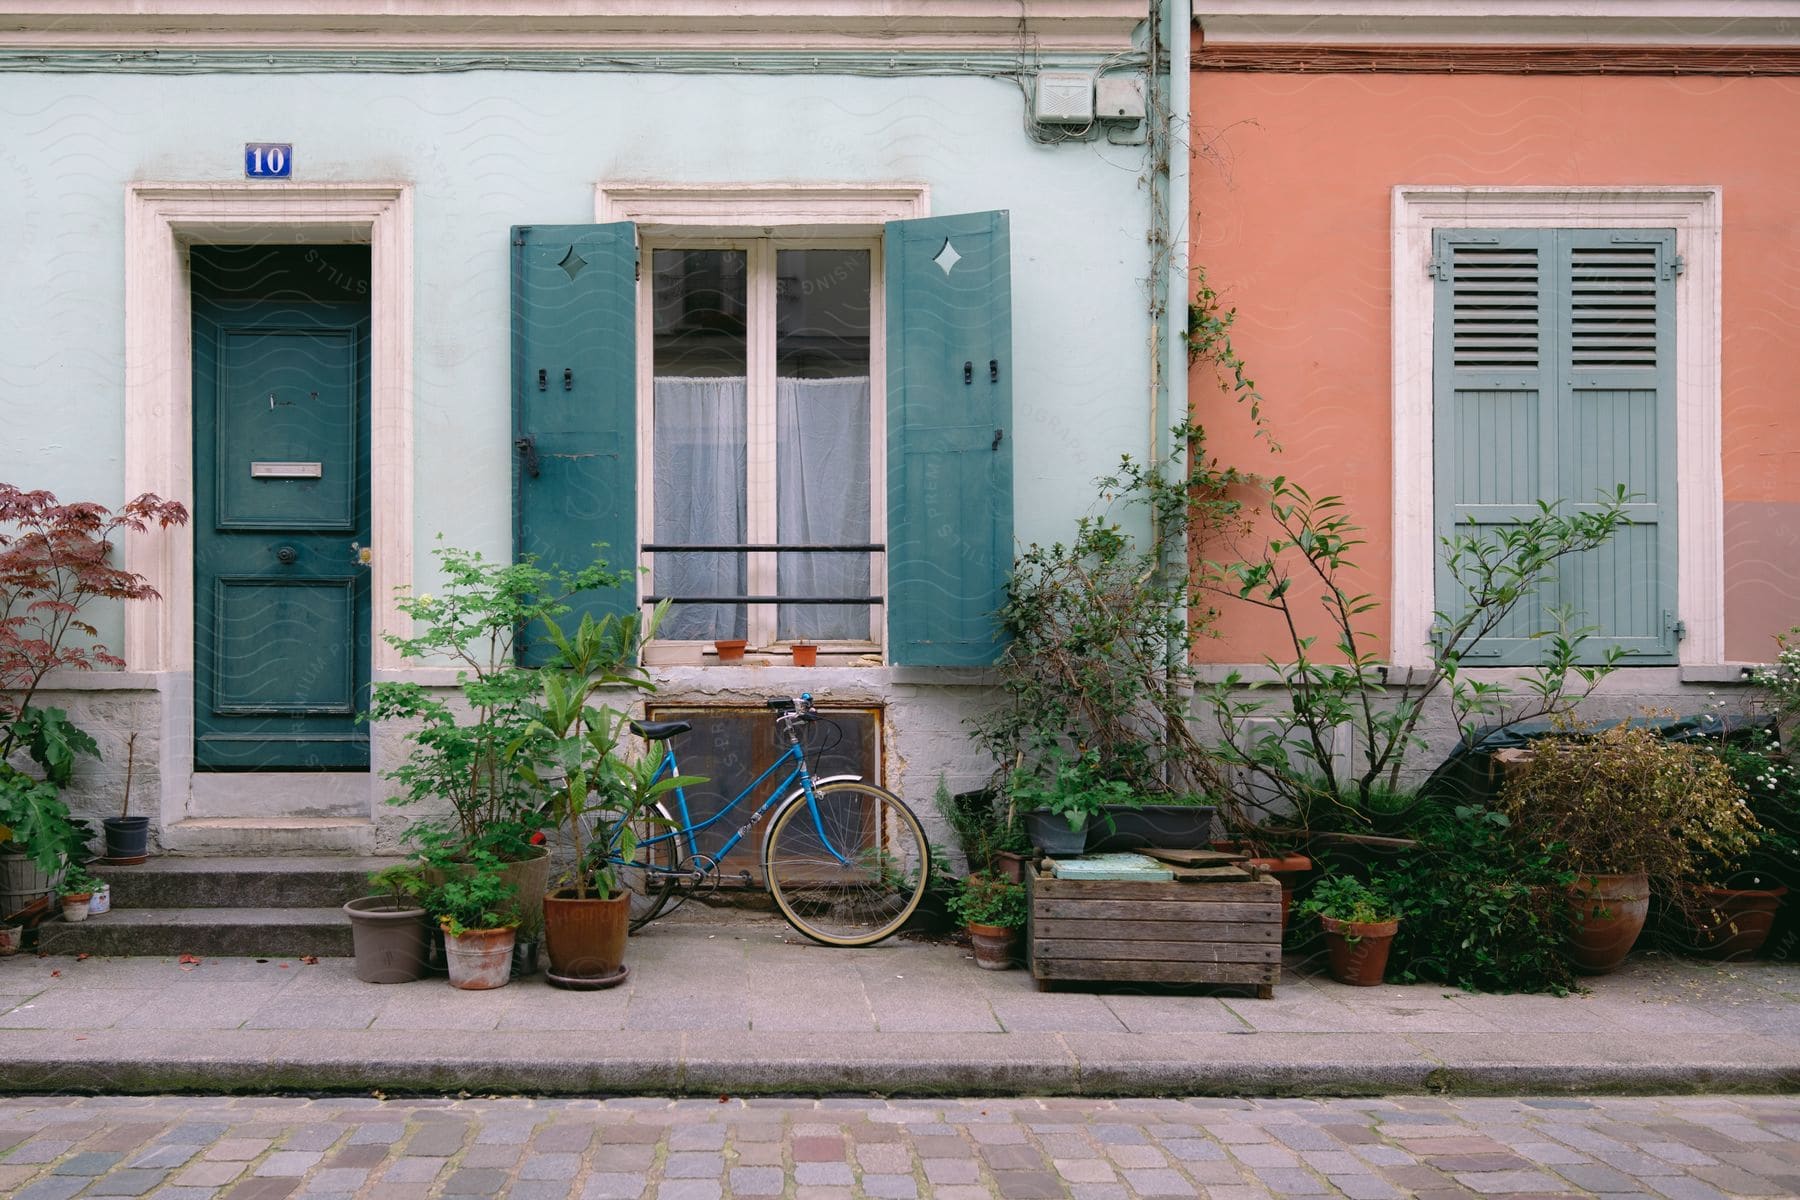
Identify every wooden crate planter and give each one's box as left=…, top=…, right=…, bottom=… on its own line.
left=1025, top=864, right=1282, bottom=997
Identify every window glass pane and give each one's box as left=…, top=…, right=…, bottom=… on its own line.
left=653, top=249, right=748, bottom=640
left=774, top=249, right=871, bottom=640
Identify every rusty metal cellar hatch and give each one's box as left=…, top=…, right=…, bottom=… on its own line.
left=643, top=704, right=882, bottom=884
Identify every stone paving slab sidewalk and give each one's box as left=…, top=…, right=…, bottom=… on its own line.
left=5, top=1093, right=1800, bottom=1200
left=1, top=912, right=1797, bottom=1097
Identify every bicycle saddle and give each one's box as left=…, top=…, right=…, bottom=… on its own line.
left=630, top=720, right=692, bottom=741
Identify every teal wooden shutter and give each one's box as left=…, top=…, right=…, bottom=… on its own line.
left=511, top=223, right=638, bottom=664
left=1432, top=227, right=1677, bottom=665
left=885, top=211, right=1014, bottom=667
left=1553, top=229, right=1678, bottom=661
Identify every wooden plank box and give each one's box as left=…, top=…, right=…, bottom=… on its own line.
left=1026, top=864, right=1282, bottom=997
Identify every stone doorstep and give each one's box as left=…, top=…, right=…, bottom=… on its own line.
left=104, top=856, right=404, bottom=910
left=34, top=906, right=355, bottom=958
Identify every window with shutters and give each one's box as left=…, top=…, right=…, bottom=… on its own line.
left=1431, top=227, right=1679, bottom=665
left=511, top=201, right=1014, bottom=668
left=642, top=237, right=882, bottom=659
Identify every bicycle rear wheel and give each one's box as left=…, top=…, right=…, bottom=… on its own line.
left=616, top=804, right=680, bottom=931
left=762, top=780, right=930, bottom=946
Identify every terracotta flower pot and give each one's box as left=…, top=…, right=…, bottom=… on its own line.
left=989, top=850, right=1030, bottom=885
left=1319, top=915, right=1398, bottom=986
left=1244, top=854, right=1313, bottom=931
left=60, top=893, right=93, bottom=923
left=789, top=643, right=817, bottom=667
left=542, top=887, right=631, bottom=989
left=967, top=922, right=1019, bottom=970
left=1566, top=871, right=1649, bottom=974
left=443, top=925, right=516, bottom=989
left=715, top=638, right=747, bottom=662
left=1686, top=884, right=1787, bottom=961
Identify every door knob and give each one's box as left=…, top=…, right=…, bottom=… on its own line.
left=275, top=545, right=298, bottom=565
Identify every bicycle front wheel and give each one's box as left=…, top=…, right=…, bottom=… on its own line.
left=762, top=781, right=930, bottom=946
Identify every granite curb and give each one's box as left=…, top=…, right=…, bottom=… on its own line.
left=3, top=1027, right=1797, bottom=1098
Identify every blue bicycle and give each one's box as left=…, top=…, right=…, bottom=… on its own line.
left=609, top=694, right=931, bottom=947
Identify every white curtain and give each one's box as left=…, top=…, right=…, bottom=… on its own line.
left=777, top=376, right=871, bottom=641
left=654, top=376, right=747, bottom=641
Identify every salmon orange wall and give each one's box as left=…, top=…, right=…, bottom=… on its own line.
left=1188, top=71, right=1800, bottom=665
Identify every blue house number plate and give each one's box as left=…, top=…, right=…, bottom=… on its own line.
left=245, top=143, right=293, bottom=178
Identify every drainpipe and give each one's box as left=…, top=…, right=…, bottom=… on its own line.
left=1164, top=0, right=1190, bottom=472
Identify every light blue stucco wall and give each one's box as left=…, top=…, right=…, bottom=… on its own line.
left=0, top=69, right=1154, bottom=642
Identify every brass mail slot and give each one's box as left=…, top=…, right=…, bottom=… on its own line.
left=250, top=461, right=323, bottom=479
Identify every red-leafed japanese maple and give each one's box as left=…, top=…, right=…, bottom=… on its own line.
left=0, top=485, right=188, bottom=749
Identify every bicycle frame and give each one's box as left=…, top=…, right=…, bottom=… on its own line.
left=615, top=729, right=864, bottom=881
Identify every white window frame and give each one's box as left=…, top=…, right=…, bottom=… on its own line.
left=596, top=182, right=928, bottom=664
left=1390, top=185, right=1722, bottom=671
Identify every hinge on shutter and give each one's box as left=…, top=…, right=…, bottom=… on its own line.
left=1665, top=611, right=1687, bottom=643
left=1428, top=255, right=1448, bottom=280
left=513, top=227, right=528, bottom=247
left=1663, top=254, right=1685, bottom=280
left=634, top=249, right=641, bottom=283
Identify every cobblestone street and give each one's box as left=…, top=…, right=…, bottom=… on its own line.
left=3, top=1094, right=1799, bottom=1200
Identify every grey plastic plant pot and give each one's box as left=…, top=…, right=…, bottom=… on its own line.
left=343, top=895, right=430, bottom=983
left=1024, top=810, right=1088, bottom=857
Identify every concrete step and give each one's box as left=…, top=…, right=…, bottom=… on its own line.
left=104, top=856, right=401, bottom=910
left=160, top=818, right=377, bottom=856
left=36, top=906, right=353, bottom=958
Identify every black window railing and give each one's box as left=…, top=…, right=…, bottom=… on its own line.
left=640, top=542, right=884, bottom=606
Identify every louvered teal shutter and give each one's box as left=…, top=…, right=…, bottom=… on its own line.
left=511, top=223, right=638, bottom=664
left=885, top=211, right=1014, bottom=667
left=1432, top=228, right=1677, bottom=665
left=1552, top=229, right=1678, bottom=661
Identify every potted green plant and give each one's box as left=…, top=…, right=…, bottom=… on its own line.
left=1010, top=749, right=1131, bottom=857
left=509, top=602, right=692, bottom=990
left=57, top=862, right=100, bottom=924
left=1680, top=723, right=1795, bottom=960
left=426, top=852, right=520, bottom=990
left=1, top=487, right=186, bottom=909
left=1297, top=872, right=1399, bottom=986
left=101, top=731, right=150, bottom=863
left=949, top=871, right=1027, bottom=969
left=1500, top=723, right=1759, bottom=974
left=368, top=544, right=630, bottom=942
left=932, top=780, right=1032, bottom=882
left=343, top=863, right=430, bottom=984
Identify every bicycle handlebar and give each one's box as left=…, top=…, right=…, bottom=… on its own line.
left=766, top=693, right=818, bottom=721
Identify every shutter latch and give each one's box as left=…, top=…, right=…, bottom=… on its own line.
left=515, top=436, right=541, bottom=479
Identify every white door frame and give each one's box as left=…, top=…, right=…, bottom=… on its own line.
left=123, top=183, right=414, bottom=828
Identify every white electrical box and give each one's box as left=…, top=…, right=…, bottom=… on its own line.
left=1095, top=74, right=1147, bottom=122
left=1034, top=70, right=1095, bottom=124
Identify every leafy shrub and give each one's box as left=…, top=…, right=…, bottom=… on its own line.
left=1386, top=807, right=1576, bottom=994
left=1297, top=873, right=1397, bottom=925
left=949, top=872, right=1028, bottom=930
left=1008, top=748, right=1134, bottom=832
left=426, top=851, right=520, bottom=935
left=1499, top=724, right=1758, bottom=891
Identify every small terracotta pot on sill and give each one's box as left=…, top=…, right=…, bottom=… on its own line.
left=714, top=638, right=748, bottom=662
left=790, top=643, right=818, bottom=667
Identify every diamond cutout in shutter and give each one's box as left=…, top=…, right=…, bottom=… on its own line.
left=557, top=246, right=588, bottom=281
left=932, top=239, right=962, bottom=275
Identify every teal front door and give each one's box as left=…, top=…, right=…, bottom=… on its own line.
left=191, top=246, right=372, bottom=770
